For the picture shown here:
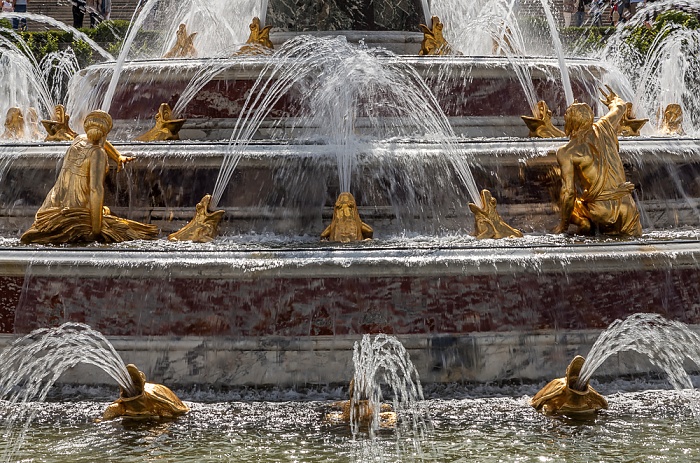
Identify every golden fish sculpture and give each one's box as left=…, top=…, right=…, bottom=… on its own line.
left=468, top=189, right=522, bottom=239
left=321, top=192, right=373, bottom=243
left=42, top=104, right=79, bottom=142
left=521, top=100, right=565, bottom=138
left=235, top=17, right=274, bottom=56
left=530, top=355, right=608, bottom=416
left=135, top=103, right=186, bottom=142
left=168, top=194, right=225, bottom=243
left=164, top=24, right=197, bottom=58
left=418, top=16, right=458, bottom=56
left=618, top=102, right=648, bottom=137
left=102, top=364, right=189, bottom=421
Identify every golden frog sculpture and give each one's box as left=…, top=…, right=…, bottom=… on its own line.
left=102, top=364, right=189, bottom=421
left=235, top=17, right=274, bottom=56
left=468, top=189, right=523, bottom=239
left=2, top=107, right=25, bottom=140
left=521, top=100, right=565, bottom=138
left=419, top=16, right=459, bottom=56
left=168, top=194, right=225, bottom=243
left=321, top=192, right=373, bottom=243
left=135, top=103, right=186, bottom=142
left=530, top=355, right=608, bottom=416
left=660, top=103, right=684, bottom=135
left=164, top=24, right=197, bottom=58
left=618, top=102, right=648, bottom=137
left=42, top=104, right=79, bottom=142
left=325, top=379, right=396, bottom=428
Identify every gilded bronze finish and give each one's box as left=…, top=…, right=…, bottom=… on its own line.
left=468, top=189, right=523, bottom=239
left=660, top=103, right=684, bottom=135
left=419, top=16, right=458, bottom=56
left=618, top=102, right=648, bottom=136
left=42, top=104, right=79, bottom=142
left=321, top=192, right=373, bottom=243
left=168, top=194, right=225, bottom=243
left=102, top=364, right=189, bottom=421
left=163, top=24, right=197, bottom=58
left=135, top=103, right=186, bottom=142
left=554, top=86, right=642, bottom=237
left=531, top=355, right=608, bottom=416
left=2, top=107, right=25, bottom=140
left=20, top=110, right=159, bottom=244
left=235, top=17, right=274, bottom=56
left=521, top=100, right=565, bottom=138
left=325, top=380, right=397, bottom=428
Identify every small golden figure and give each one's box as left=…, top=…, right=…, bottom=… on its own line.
left=20, top=110, right=159, bottom=244
left=468, top=189, right=523, bottom=239
left=42, top=104, right=79, bottom=142
left=617, top=102, right=648, bottom=137
left=168, top=194, right=225, bottom=243
left=321, top=192, right=373, bottom=243
left=659, top=103, right=684, bottom=135
left=102, top=364, right=189, bottom=421
left=325, top=379, right=396, bottom=428
left=531, top=355, right=608, bottom=416
left=235, top=17, right=274, bottom=56
left=2, top=107, right=25, bottom=140
left=521, top=100, right=565, bottom=138
left=163, top=24, right=197, bottom=58
left=135, top=103, right=186, bottom=142
left=554, top=86, right=642, bottom=237
left=25, top=107, right=44, bottom=140
left=418, top=16, right=458, bottom=56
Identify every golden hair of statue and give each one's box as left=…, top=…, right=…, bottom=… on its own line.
left=20, top=110, right=160, bottom=244
left=321, top=192, right=373, bottom=243
left=554, top=86, right=642, bottom=237
left=468, top=189, right=523, bottom=239
left=164, top=24, right=198, bottom=58
left=325, top=379, right=397, bottom=428
left=102, top=364, right=189, bottom=421
left=660, top=103, right=684, bottom=135
left=135, top=103, right=186, bottom=142
left=521, top=100, right=565, bottom=138
left=26, top=107, right=44, bottom=140
left=42, top=104, right=79, bottom=142
left=168, top=194, right=225, bottom=243
left=235, top=17, right=274, bottom=56
left=2, top=107, right=25, bottom=140
left=531, top=356, right=608, bottom=416
left=618, top=102, right=648, bottom=137
left=419, top=16, right=459, bottom=56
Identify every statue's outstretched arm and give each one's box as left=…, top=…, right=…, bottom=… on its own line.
left=104, top=141, right=134, bottom=172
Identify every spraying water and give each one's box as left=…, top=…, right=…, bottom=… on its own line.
left=539, top=0, right=574, bottom=106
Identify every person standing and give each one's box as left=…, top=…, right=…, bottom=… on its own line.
left=563, top=0, right=576, bottom=27
left=72, top=0, right=86, bottom=28
left=574, top=0, right=591, bottom=27
left=99, top=0, right=110, bottom=21
left=87, top=0, right=99, bottom=27
left=629, top=0, right=646, bottom=17
left=11, top=0, right=27, bottom=30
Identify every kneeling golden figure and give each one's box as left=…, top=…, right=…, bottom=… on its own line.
left=468, top=189, right=522, bottom=239
left=103, top=364, right=189, bottom=421
left=321, top=192, right=373, bottom=243
left=530, top=355, right=608, bottom=416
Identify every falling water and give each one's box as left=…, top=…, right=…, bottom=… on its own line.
left=539, top=0, right=574, bottom=106
left=420, top=0, right=431, bottom=24
left=39, top=49, right=81, bottom=107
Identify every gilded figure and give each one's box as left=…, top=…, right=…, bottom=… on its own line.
left=21, top=110, right=160, bottom=244
left=168, top=194, right=225, bottom=243
left=660, top=103, right=684, bottom=135
left=102, top=364, right=189, bottom=420
left=325, top=379, right=396, bottom=428
left=235, top=17, right=274, bottom=56
left=554, top=86, right=642, bottom=237
left=469, top=189, right=523, bottom=239
left=531, top=355, right=608, bottom=416
left=163, top=24, right=197, bottom=58
left=2, top=107, right=25, bottom=140
left=321, top=192, right=373, bottom=243
left=419, top=16, right=458, bottom=56
left=617, top=102, right=648, bottom=136
left=521, top=100, right=565, bottom=138
left=42, top=104, right=79, bottom=142
left=135, top=103, right=186, bottom=142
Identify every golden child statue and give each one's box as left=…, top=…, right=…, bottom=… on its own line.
left=660, top=103, right=684, bottom=135
left=554, top=86, right=642, bottom=237
left=135, top=103, right=186, bottom=142
left=163, top=24, right=197, bottom=58
left=418, top=16, right=458, bottom=56
left=42, top=104, right=79, bottom=142
left=235, top=17, right=274, bottom=55
left=321, top=192, right=373, bottom=243
left=21, top=110, right=159, bottom=244
left=2, top=107, right=25, bottom=140
left=521, top=100, right=565, bottom=138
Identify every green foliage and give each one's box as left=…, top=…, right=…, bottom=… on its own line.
left=561, top=26, right=615, bottom=53
left=0, top=18, right=10, bottom=29
left=626, top=10, right=700, bottom=56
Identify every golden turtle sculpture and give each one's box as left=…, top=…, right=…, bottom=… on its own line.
left=321, top=192, right=373, bottom=243
left=102, top=364, right=189, bottom=421
left=521, top=100, right=565, bottom=138
left=325, top=379, right=396, bottom=428
left=530, top=355, right=608, bottom=416
left=468, top=189, right=522, bottom=239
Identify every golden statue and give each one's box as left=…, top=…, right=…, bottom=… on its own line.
left=25, top=107, right=44, bottom=140
left=468, top=189, right=523, bottom=239
left=2, top=107, right=25, bottom=140
left=321, top=192, right=373, bottom=243
left=325, top=379, right=396, bottom=428
left=168, top=194, right=225, bottom=243
left=554, top=86, right=642, bottom=237
left=618, top=102, right=648, bottom=137
left=531, top=356, right=608, bottom=416
left=660, top=103, right=684, bottom=135
left=42, top=104, right=79, bottom=142
left=418, top=16, right=458, bottom=56
left=235, top=17, right=274, bottom=56
left=102, top=364, right=189, bottom=421
left=521, top=100, right=565, bottom=138
left=135, top=103, right=186, bottom=142
left=20, top=110, right=160, bottom=244
left=163, top=24, right=197, bottom=58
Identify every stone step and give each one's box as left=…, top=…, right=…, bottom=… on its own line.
left=25, top=0, right=138, bottom=31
